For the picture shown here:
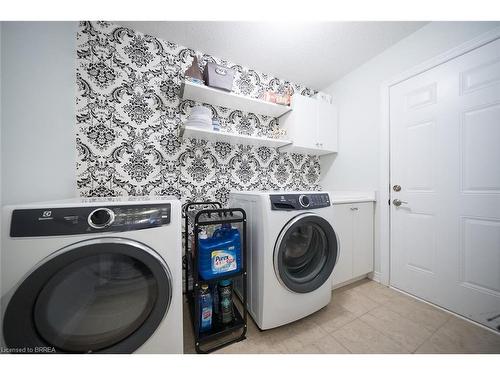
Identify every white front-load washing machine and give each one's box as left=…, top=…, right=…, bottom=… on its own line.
left=229, top=191, right=338, bottom=330
left=1, top=197, right=182, bottom=354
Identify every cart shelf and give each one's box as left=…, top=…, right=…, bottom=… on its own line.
left=187, top=294, right=246, bottom=343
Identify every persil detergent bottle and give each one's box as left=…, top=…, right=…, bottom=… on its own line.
left=198, top=224, right=242, bottom=280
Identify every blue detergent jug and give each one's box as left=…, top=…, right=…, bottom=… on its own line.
left=198, top=224, right=242, bottom=280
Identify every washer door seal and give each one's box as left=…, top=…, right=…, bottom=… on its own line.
left=274, top=213, right=338, bottom=294
left=2, top=238, right=172, bottom=354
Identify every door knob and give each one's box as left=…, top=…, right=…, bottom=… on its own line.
left=393, top=199, right=408, bottom=207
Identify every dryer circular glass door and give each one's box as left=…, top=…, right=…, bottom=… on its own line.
left=2, top=238, right=172, bottom=353
left=274, top=213, right=338, bottom=293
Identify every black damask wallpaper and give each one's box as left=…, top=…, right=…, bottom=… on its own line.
left=76, top=21, right=322, bottom=204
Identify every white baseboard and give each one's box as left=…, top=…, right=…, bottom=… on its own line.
left=369, top=271, right=382, bottom=283
left=332, top=274, right=370, bottom=290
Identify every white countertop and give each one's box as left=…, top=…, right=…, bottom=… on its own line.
left=329, top=191, right=376, bottom=204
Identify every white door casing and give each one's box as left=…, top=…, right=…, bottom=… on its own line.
left=390, top=37, right=500, bottom=330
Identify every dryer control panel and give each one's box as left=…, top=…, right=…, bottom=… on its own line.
left=10, top=204, right=171, bottom=237
left=270, top=193, right=330, bottom=210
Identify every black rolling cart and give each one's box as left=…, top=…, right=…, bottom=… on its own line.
left=182, top=201, right=247, bottom=354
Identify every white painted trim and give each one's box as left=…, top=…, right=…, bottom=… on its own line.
left=369, top=271, right=382, bottom=283
left=378, top=85, right=391, bottom=286
left=379, top=26, right=500, bottom=288
left=331, top=274, right=370, bottom=290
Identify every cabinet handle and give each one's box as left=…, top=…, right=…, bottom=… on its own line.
left=350, top=207, right=358, bottom=211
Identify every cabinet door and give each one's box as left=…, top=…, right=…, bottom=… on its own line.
left=331, top=203, right=353, bottom=286
left=281, top=94, right=317, bottom=149
left=352, top=202, right=374, bottom=277
left=316, top=100, right=338, bottom=152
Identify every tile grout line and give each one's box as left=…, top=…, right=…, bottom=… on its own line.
left=351, top=285, right=393, bottom=305
left=324, top=331, right=353, bottom=354
left=365, top=288, right=454, bottom=337
left=331, top=314, right=409, bottom=354
left=411, top=313, right=453, bottom=354
left=318, top=291, right=381, bottom=354
left=355, top=310, right=417, bottom=353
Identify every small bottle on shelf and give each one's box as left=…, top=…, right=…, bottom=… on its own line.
left=218, top=279, right=234, bottom=324
left=199, top=284, right=213, bottom=333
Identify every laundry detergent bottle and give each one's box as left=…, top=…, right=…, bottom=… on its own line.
left=199, top=284, right=212, bottom=333
left=198, top=224, right=242, bottom=280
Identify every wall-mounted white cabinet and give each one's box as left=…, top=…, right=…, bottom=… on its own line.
left=279, top=95, right=338, bottom=155
left=331, top=202, right=374, bottom=287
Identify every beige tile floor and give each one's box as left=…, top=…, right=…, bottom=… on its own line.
left=183, top=278, right=500, bottom=354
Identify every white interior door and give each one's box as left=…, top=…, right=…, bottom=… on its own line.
left=390, top=37, right=500, bottom=331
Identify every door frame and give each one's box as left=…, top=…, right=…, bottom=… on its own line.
left=378, top=26, right=500, bottom=286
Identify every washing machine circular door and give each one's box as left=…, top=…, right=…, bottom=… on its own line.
left=2, top=238, right=172, bottom=353
left=274, top=213, right=338, bottom=294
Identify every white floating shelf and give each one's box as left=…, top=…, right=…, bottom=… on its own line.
left=278, top=144, right=337, bottom=156
left=180, top=80, right=292, bottom=118
left=181, top=125, right=292, bottom=148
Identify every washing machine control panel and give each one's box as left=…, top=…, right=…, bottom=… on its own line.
left=10, top=204, right=171, bottom=237
left=270, top=193, right=330, bottom=210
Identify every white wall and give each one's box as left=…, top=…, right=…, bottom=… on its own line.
left=1, top=22, right=78, bottom=205
left=1, top=22, right=3, bottom=244
left=320, top=21, right=500, bottom=275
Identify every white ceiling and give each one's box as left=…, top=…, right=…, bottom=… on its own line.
left=118, top=21, right=427, bottom=90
